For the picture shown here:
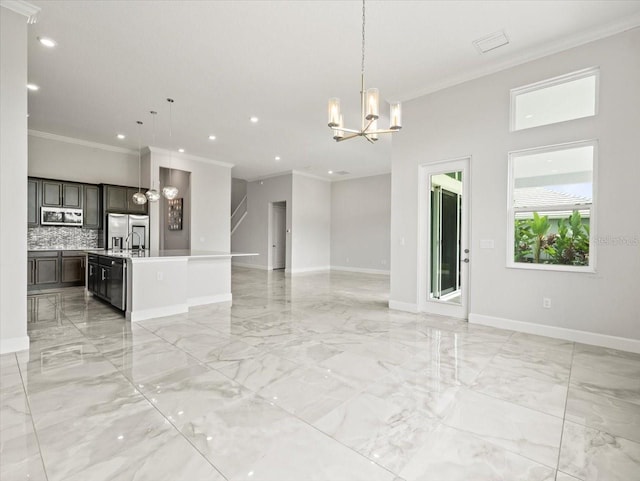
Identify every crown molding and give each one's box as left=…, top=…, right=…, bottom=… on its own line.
left=146, top=146, right=234, bottom=169
left=246, top=170, right=294, bottom=183
left=400, top=18, right=640, bottom=102
left=291, top=170, right=331, bottom=182
left=0, top=0, right=40, bottom=23
left=329, top=170, right=392, bottom=183
left=28, top=130, right=138, bottom=155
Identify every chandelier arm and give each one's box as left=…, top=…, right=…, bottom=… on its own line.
left=362, top=117, right=375, bottom=132
left=364, top=135, right=376, bottom=144
left=331, top=126, right=361, bottom=135
left=336, top=133, right=361, bottom=142
left=371, top=129, right=400, bottom=134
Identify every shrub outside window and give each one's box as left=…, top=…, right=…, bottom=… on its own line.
left=507, top=141, right=596, bottom=272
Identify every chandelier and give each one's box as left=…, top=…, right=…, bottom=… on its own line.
left=327, top=0, right=402, bottom=143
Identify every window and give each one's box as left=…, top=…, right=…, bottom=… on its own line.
left=508, top=141, right=596, bottom=271
left=511, top=67, right=599, bottom=131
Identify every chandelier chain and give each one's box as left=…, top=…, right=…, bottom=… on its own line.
left=361, top=0, right=366, bottom=75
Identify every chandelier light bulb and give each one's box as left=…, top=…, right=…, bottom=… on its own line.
left=390, top=102, right=402, bottom=130
left=328, top=98, right=341, bottom=127
left=365, top=88, right=379, bottom=120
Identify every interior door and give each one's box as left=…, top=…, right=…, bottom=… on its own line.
left=272, top=203, right=286, bottom=270
left=420, top=158, right=470, bottom=319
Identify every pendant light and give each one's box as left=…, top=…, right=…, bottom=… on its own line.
left=327, top=0, right=402, bottom=143
left=131, top=120, right=148, bottom=205
left=162, top=98, right=179, bottom=200
left=145, top=110, right=161, bottom=202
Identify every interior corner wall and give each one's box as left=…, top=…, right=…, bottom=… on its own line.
left=390, top=28, right=640, bottom=344
left=330, top=174, right=391, bottom=273
left=0, top=7, right=29, bottom=353
left=231, top=174, right=292, bottom=270
left=147, top=150, right=230, bottom=252
left=291, top=174, right=331, bottom=273
left=28, top=134, right=138, bottom=186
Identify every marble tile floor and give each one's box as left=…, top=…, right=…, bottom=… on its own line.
left=2, top=267, right=640, bottom=480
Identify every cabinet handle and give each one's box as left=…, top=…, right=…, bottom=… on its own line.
left=101, top=269, right=105, bottom=281
left=89, top=265, right=93, bottom=275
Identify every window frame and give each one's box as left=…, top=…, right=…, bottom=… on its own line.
left=506, top=139, right=598, bottom=273
left=510, top=67, right=600, bottom=132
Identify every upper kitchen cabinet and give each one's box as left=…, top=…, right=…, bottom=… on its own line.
left=83, top=184, right=102, bottom=229
left=104, top=185, right=128, bottom=212
left=28, top=178, right=39, bottom=227
left=41, top=180, right=83, bottom=208
left=103, top=185, right=148, bottom=214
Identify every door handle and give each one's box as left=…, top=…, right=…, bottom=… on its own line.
left=462, top=258, right=469, bottom=263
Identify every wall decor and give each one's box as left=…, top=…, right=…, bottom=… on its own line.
left=168, top=197, right=183, bottom=230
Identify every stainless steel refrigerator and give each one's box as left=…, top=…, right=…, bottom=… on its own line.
left=107, top=213, right=150, bottom=250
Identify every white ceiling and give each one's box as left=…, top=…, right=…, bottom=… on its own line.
left=25, top=0, right=640, bottom=180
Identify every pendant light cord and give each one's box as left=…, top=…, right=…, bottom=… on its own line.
left=167, top=98, right=174, bottom=186
left=136, top=121, right=143, bottom=192
left=361, top=0, right=366, bottom=76
left=150, top=111, right=157, bottom=191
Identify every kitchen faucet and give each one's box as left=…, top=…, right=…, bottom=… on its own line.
left=125, top=231, right=142, bottom=251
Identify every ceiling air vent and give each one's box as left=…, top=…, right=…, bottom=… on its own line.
left=473, top=30, right=509, bottom=54
left=334, top=171, right=350, bottom=176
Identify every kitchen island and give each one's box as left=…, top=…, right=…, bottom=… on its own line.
left=85, top=250, right=257, bottom=322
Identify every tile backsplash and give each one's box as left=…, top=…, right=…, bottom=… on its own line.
left=28, top=227, right=100, bottom=250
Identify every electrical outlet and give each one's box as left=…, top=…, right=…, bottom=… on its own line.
left=157, top=271, right=163, bottom=281
left=346, top=257, right=350, bottom=263
left=543, top=297, right=551, bottom=309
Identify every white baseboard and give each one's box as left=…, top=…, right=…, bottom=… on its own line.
left=469, top=313, right=640, bottom=354
left=286, top=266, right=331, bottom=275
left=188, top=293, right=232, bottom=307
left=232, top=261, right=269, bottom=270
left=389, top=300, right=419, bottom=313
left=0, top=335, right=30, bottom=354
left=330, top=265, right=390, bottom=275
left=127, top=303, right=189, bottom=322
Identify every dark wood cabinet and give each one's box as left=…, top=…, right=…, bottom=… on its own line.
left=40, top=180, right=83, bottom=208
left=61, top=255, right=85, bottom=284
left=62, top=183, right=82, bottom=208
left=42, top=181, right=62, bottom=207
left=105, top=185, right=128, bottom=212
left=28, top=258, right=35, bottom=286
left=28, top=178, right=39, bottom=227
left=35, top=257, right=59, bottom=285
left=83, top=184, right=101, bottom=229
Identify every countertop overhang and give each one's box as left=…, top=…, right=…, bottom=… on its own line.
left=84, top=249, right=258, bottom=262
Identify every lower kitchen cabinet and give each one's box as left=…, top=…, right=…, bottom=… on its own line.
left=28, top=251, right=87, bottom=291
left=61, top=254, right=85, bottom=284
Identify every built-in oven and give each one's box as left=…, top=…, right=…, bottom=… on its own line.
left=41, top=207, right=83, bottom=226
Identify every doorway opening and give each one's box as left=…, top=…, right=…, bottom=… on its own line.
left=418, top=158, right=470, bottom=319
left=270, top=201, right=287, bottom=270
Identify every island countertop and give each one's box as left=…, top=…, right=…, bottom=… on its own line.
left=84, top=249, right=257, bottom=262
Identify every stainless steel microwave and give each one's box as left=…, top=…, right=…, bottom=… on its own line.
left=41, top=207, right=83, bottom=226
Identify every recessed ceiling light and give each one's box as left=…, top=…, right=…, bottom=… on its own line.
left=117, top=134, right=126, bottom=140
left=26, top=83, right=39, bottom=91
left=328, top=170, right=334, bottom=174
left=250, top=117, right=259, bottom=123
left=525, top=114, right=534, bottom=119
left=178, top=148, right=185, bottom=153
left=37, top=37, right=57, bottom=48
left=208, top=135, right=216, bottom=140
left=275, top=156, right=281, bottom=161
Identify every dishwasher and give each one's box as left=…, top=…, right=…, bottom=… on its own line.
left=109, top=257, right=126, bottom=311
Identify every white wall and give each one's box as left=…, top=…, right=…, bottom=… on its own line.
left=331, top=174, right=391, bottom=274
left=28, top=132, right=138, bottom=186
left=291, top=174, right=331, bottom=273
left=0, top=7, right=29, bottom=353
left=146, top=148, right=231, bottom=252
left=231, top=173, right=293, bottom=270
left=390, top=28, right=640, bottom=347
